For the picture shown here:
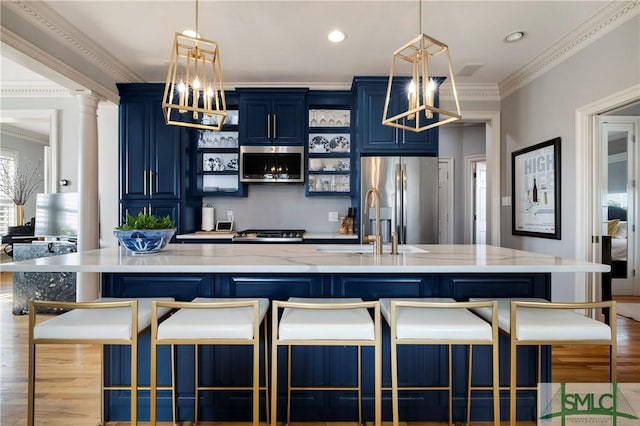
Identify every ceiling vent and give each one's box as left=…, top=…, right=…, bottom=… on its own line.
left=456, top=63, right=485, bottom=77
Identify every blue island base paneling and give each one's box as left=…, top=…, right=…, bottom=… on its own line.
left=101, top=272, right=551, bottom=422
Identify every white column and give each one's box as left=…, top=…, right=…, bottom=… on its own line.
left=76, top=91, right=101, bottom=301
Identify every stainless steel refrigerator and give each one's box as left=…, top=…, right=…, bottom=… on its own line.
left=360, top=156, right=439, bottom=244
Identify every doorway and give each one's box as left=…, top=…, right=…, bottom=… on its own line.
left=598, top=115, right=639, bottom=296
left=438, top=158, right=454, bottom=244
left=465, top=155, right=487, bottom=244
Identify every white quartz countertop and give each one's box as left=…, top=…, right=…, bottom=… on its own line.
left=176, top=232, right=358, bottom=240
left=2, top=244, right=609, bottom=274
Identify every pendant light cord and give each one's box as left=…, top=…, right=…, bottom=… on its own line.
left=195, top=0, right=199, bottom=38
left=419, top=0, right=422, bottom=34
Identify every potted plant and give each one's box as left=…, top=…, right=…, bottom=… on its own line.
left=0, top=155, right=43, bottom=226
left=113, top=212, right=176, bottom=254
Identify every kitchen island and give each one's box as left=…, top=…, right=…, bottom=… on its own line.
left=4, top=244, right=608, bottom=423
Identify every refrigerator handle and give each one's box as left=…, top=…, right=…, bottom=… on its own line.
left=395, top=162, right=402, bottom=242
left=402, top=163, right=407, bottom=243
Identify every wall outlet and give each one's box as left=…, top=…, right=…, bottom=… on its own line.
left=328, top=211, right=339, bottom=222
left=501, top=196, right=511, bottom=207
left=226, top=210, right=234, bottom=221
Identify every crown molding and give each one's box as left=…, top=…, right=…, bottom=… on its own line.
left=440, top=83, right=500, bottom=102
left=0, top=123, right=48, bottom=144
left=4, top=1, right=142, bottom=85
left=1, top=81, right=72, bottom=98
left=499, top=0, right=640, bottom=98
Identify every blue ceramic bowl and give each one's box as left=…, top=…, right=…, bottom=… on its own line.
left=113, top=228, right=176, bottom=254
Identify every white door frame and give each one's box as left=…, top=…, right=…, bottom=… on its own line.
left=464, top=155, right=487, bottom=244
left=438, top=157, right=454, bottom=244
left=575, top=84, right=640, bottom=305
left=599, top=117, right=638, bottom=295
left=459, top=111, right=501, bottom=246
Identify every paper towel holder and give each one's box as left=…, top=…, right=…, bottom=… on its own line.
left=216, top=220, right=234, bottom=231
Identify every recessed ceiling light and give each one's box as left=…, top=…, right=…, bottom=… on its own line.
left=328, top=30, right=346, bottom=43
left=182, top=29, right=200, bottom=38
left=504, top=31, right=526, bottom=43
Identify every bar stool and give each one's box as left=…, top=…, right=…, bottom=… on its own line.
left=470, top=298, right=617, bottom=425
left=271, top=297, right=381, bottom=426
left=28, top=297, right=175, bottom=426
left=150, top=297, right=270, bottom=425
left=380, top=298, right=500, bottom=426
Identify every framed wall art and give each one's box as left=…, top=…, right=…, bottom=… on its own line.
left=512, top=137, right=561, bottom=239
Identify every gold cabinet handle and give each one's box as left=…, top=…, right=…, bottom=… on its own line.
left=267, top=114, right=271, bottom=139
left=143, top=170, right=148, bottom=195
left=149, top=170, right=154, bottom=196
left=273, top=114, right=276, bottom=140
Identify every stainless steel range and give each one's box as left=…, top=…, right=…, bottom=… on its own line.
left=233, top=229, right=305, bottom=243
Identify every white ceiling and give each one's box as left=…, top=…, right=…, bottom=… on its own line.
left=47, top=0, right=612, bottom=85
left=2, top=0, right=638, bottom=125
left=2, top=0, right=616, bottom=89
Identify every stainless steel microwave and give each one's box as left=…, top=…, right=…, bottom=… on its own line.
left=240, top=145, right=304, bottom=183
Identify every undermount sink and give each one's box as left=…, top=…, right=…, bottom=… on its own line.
left=316, top=244, right=428, bottom=254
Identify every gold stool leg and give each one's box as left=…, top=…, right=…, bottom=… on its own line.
left=195, top=344, right=199, bottom=424
left=263, top=320, right=270, bottom=422
left=253, top=330, right=260, bottom=425
left=390, top=334, right=399, bottom=426
left=467, top=344, right=473, bottom=424
left=357, top=346, right=362, bottom=425
left=131, top=338, right=138, bottom=425
left=287, top=345, right=292, bottom=426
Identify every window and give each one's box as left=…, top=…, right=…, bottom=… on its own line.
left=0, top=149, right=17, bottom=235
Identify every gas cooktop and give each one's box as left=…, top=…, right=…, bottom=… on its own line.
left=233, top=229, right=305, bottom=243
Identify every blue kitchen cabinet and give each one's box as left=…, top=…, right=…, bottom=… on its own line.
left=118, top=84, right=182, bottom=201
left=119, top=200, right=180, bottom=230
left=352, top=76, right=438, bottom=155
left=118, top=83, right=201, bottom=234
left=238, top=88, right=307, bottom=145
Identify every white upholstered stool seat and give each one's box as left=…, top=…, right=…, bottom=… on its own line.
left=28, top=297, right=175, bottom=426
left=150, top=298, right=270, bottom=426
left=470, top=298, right=617, bottom=426
left=380, top=298, right=500, bottom=426
left=271, top=297, right=382, bottom=426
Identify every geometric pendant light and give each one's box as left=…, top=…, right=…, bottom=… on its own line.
left=162, top=0, right=227, bottom=131
left=382, top=0, right=461, bottom=132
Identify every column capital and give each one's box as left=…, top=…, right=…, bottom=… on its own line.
left=75, top=90, right=102, bottom=111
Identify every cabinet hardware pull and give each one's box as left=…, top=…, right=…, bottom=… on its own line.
left=267, top=114, right=271, bottom=139
left=143, top=170, right=147, bottom=195
left=149, top=170, right=154, bottom=195
left=273, top=115, right=276, bottom=140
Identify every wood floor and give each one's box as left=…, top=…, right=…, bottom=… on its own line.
left=1, top=271, right=639, bottom=425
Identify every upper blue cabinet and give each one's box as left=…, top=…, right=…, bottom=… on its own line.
left=352, top=77, right=438, bottom=155
left=237, top=88, right=307, bottom=145
left=118, top=83, right=182, bottom=201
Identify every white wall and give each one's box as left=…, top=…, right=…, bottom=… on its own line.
left=440, top=124, right=486, bottom=243
left=97, top=102, right=119, bottom=247
left=0, top=96, right=79, bottom=193
left=500, top=18, right=640, bottom=300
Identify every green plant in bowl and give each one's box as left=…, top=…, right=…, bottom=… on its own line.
left=114, top=213, right=176, bottom=254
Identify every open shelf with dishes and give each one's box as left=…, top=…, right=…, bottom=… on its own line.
left=307, top=133, right=351, bottom=194
left=306, top=101, right=353, bottom=196
left=194, top=108, right=247, bottom=196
